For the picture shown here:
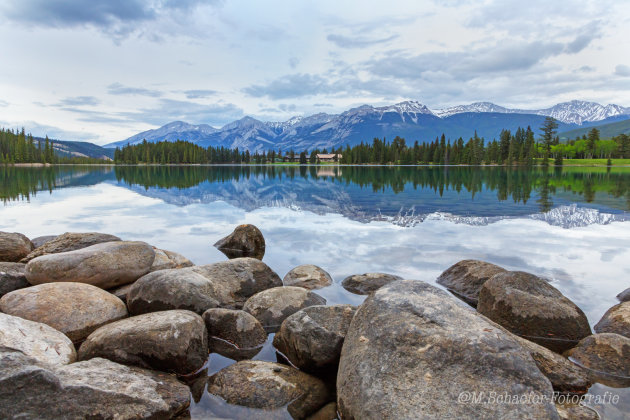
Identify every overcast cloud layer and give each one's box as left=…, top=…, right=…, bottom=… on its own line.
left=1, top=0, right=629, bottom=144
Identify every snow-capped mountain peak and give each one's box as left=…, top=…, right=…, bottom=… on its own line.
left=433, top=102, right=509, bottom=118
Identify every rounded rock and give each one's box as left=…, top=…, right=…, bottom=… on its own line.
left=478, top=271, right=591, bottom=352
left=618, top=287, right=630, bottom=302
left=150, top=248, right=194, bottom=272
left=436, top=259, right=507, bottom=307
left=0, top=232, right=33, bottom=262
left=202, top=308, right=267, bottom=360
left=283, top=264, right=333, bottom=290
left=30, top=235, right=57, bottom=249
left=594, top=302, right=630, bottom=338
left=78, top=309, right=208, bottom=375
left=341, top=272, right=402, bottom=295
left=566, top=333, right=630, bottom=380
left=214, top=224, right=265, bottom=260
left=20, top=232, right=121, bottom=263
left=243, top=286, right=327, bottom=332
left=0, top=262, right=29, bottom=297
left=0, top=282, right=128, bottom=342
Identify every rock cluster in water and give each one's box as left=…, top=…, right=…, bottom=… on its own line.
left=0, top=228, right=628, bottom=419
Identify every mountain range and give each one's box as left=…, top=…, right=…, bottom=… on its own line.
left=105, top=100, right=630, bottom=152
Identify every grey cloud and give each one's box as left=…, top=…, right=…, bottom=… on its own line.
left=288, top=56, right=300, bottom=69
left=119, top=99, right=243, bottom=126
left=278, top=104, right=297, bottom=112
left=576, top=65, right=596, bottom=73
left=57, top=96, right=101, bottom=106
left=183, top=89, right=217, bottom=99
left=327, top=34, right=398, bottom=49
left=0, top=100, right=8, bottom=107
left=107, top=82, right=163, bottom=97
left=243, top=74, right=336, bottom=99
left=615, top=65, right=630, bottom=77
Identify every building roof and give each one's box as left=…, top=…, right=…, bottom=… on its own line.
left=316, top=154, right=341, bottom=159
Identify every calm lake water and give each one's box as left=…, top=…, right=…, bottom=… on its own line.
left=1, top=164, right=629, bottom=418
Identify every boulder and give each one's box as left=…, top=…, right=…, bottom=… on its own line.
left=341, top=272, right=402, bottom=295
left=150, top=248, right=194, bottom=272
left=202, top=308, right=267, bottom=360
left=20, top=232, right=121, bottom=263
left=0, top=232, right=33, bottom=262
left=273, top=304, right=356, bottom=373
left=337, top=280, right=558, bottom=419
left=108, top=282, right=134, bottom=303
left=243, top=287, right=327, bottom=332
left=0, top=282, right=128, bottom=342
left=25, top=241, right=156, bottom=289
left=566, top=333, right=630, bottom=381
left=0, top=262, right=29, bottom=297
left=283, top=265, right=333, bottom=290
left=618, top=287, right=630, bottom=302
left=0, top=313, right=76, bottom=365
left=306, top=402, right=338, bottom=420
left=78, top=310, right=208, bottom=375
left=214, top=224, right=265, bottom=260
left=30, top=235, right=57, bottom=248
left=478, top=271, right=591, bottom=352
left=555, top=403, right=598, bottom=420
left=436, top=259, right=507, bottom=307
left=594, top=302, right=630, bottom=338
left=127, top=269, right=221, bottom=315
left=207, top=360, right=331, bottom=419
left=0, top=350, right=190, bottom=419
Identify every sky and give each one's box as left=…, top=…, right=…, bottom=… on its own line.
left=1, top=0, right=629, bottom=145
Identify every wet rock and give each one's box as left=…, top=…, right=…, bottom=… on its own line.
left=207, top=360, right=331, bottom=419
left=594, top=302, right=630, bottom=338
left=0, top=313, right=76, bottom=365
left=21, top=232, right=121, bottom=263
left=214, top=224, right=266, bottom=260
left=273, top=305, right=356, bottom=373
left=127, top=269, right=221, bottom=315
left=109, top=282, right=134, bottom=303
left=566, top=333, right=630, bottom=381
left=30, top=235, right=57, bottom=249
left=337, top=280, right=558, bottom=419
left=0, top=262, right=28, bottom=297
left=478, top=271, right=591, bottom=352
left=283, top=265, right=333, bottom=290
left=25, top=241, right=156, bottom=289
left=0, top=282, right=128, bottom=342
left=0, top=349, right=190, bottom=419
left=618, top=287, right=630, bottom=302
left=78, top=310, right=208, bottom=375
left=555, top=402, right=598, bottom=420
left=243, top=286, right=327, bottom=332
left=0, top=232, right=33, bottom=262
left=436, top=259, right=507, bottom=307
left=341, top=272, right=402, bottom=295
left=306, top=402, right=338, bottom=420
left=202, top=308, right=267, bottom=360
left=150, top=248, right=194, bottom=272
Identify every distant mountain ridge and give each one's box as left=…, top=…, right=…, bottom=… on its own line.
left=106, top=100, right=630, bottom=151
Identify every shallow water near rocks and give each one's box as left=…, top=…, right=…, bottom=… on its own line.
left=1, top=165, right=629, bottom=418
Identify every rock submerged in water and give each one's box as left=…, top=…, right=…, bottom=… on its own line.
left=283, top=264, right=333, bottom=290
left=20, top=232, right=121, bottom=263
left=273, top=304, right=356, bottom=374
left=0, top=262, right=29, bottom=297
left=477, top=271, right=591, bottom=353
left=202, top=308, right=267, bottom=360
left=0, top=313, right=76, bottom=366
left=337, top=280, right=558, bottom=419
left=0, top=349, right=190, bottom=419
left=565, top=333, right=630, bottom=384
left=207, top=360, right=331, bottom=419
left=341, top=272, right=402, bottom=295
left=0, top=232, right=33, bottom=262
left=24, top=241, right=155, bottom=289
left=0, top=282, right=128, bottom=342
left=243, top=286, right=327, bottom=332
left=618, top=287, right=630, bottom=302
left=214, top=224, right=266, bottom=260
left=78, top=309, right=208, bottom=375
left=594, top=301, right=630, bottom=338
left=150, top=248, right=194, bottom=272
left=436, top=259, right=507, bottom=307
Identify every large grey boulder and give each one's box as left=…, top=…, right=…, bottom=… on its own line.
left=78, top=310, right=208, bottom=375
left=207, top=360, right=331, bottom=419
left=214, top=224, right=266, bottom=260
left=203, top=308, right=267, bottom=360
left=127, top=269, right=221, bottom=315
left=24, top=241, right=155, bottom=289
left=20, top=231, right=121, bottom=263
left=0, top=262, right=29, bottom=297
left=565, top=333, right=630, bottom=381
left=341, top=272, right=402, bottom=295
left=0, top=282, right=128, bottom=342
left=594, top=302, right=630, bottom=338
left=0, top=313, right=76, bottom=365
left=618, top=287, right=630, bottom=302
left=30, top=235, right=57, bottom=248
left=243, top=286, right=327, bottom=332
left=436, top=259, right=507, bottom=307
left=0, top=232, right=33, bottom=262
left=283, top=265, right=333, bottom=290
left=0, top=349, right=190, bottom=419
left=478, top=271, right=591, bottom=352
left=149, top=248, right=194, bottom=272
left=273, top=304, right=356, bottom=373
left=337, top=280, right=558, bottom=420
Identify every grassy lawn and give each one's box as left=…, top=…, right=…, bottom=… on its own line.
left=536, top=158, right=630, bottom=166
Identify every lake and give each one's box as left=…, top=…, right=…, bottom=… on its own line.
left=1, top=164, right=629, bottom=418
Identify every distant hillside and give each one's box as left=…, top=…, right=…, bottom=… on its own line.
left=559, top=118, right=630, bottom=140
left=34, top=138, right=114, bottom=160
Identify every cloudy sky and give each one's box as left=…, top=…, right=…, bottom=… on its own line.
left=1, top=0, right=629, bottom=144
